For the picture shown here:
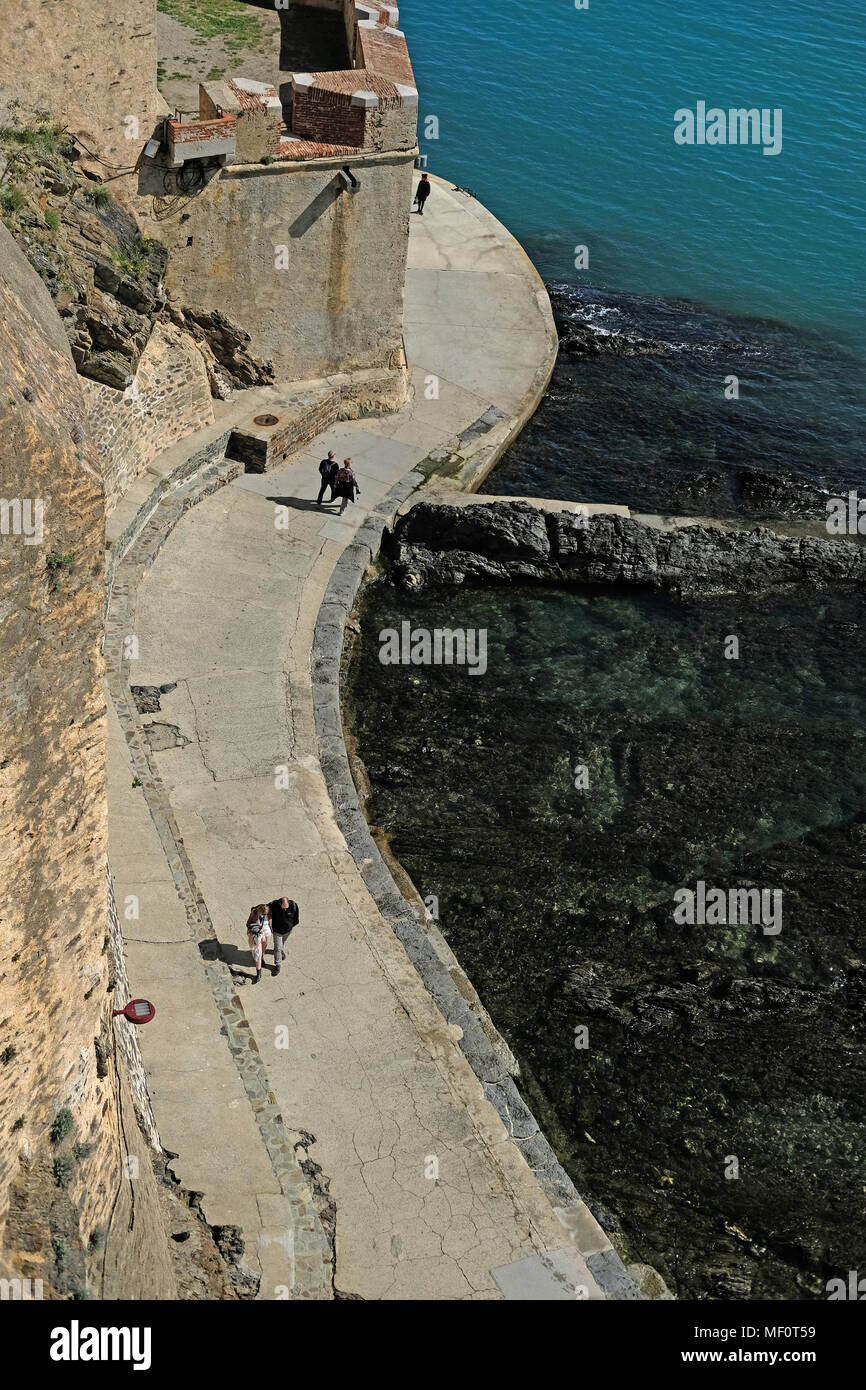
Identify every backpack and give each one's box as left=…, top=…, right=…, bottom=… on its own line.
left=319, top=457, right=334, bottom=478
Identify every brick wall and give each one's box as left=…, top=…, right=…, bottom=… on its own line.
left=82, top=322, right=214, bottom=513
left=291, top=89, right=368, bottom=148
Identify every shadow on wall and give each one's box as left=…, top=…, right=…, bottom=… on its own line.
left=289, top=178, right=342, bottom=237
left=242, top=0, right=351, bottom=70
left=241, top=0, right=353, bottom=123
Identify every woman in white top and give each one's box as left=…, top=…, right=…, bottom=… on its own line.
left=246, top=904, right=272, bottom=984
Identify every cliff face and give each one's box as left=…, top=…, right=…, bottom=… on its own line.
left=0, top=218, right=113, bottom=1289
left=0, top=223, right=178, bottom=1297
left=0, top=0, right=166, bottom=162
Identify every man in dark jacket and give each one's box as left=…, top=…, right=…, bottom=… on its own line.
left=269, top=895, right=298, bottom=976
left=414, top=172, right=431, bottom=215
left=317, top=451, right=339, bottom=505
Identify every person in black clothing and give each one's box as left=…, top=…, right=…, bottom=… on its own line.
left=333, top=458, right=361, bottom=515
left=269, top=895, right=298, bottom=976
left=414, top=173, right=431, bottom=215
left=317, top=451, right=339, bottom=505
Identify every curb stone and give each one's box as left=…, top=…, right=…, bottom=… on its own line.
left=311, top=454, right=645, bottom=1301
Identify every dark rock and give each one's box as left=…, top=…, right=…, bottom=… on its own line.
left=388, top=501, right=866, bottom=598
left=167, top=304, right=274, bottom=390
left=211, top=1224, right=244, bottom=1265
left=589, top=1202, right=621, bottom=1233
left=736, top=466, right=822, bottom=515
left=130, top=685, right=163, bottom=714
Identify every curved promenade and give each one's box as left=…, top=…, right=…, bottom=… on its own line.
left=107, top=176, right=642, bottom=1299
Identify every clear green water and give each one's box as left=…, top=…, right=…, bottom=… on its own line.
left=348, top=581, right=866, bottom=1299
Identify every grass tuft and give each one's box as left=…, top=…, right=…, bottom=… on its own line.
left=156, top=0, right=270, bottom=59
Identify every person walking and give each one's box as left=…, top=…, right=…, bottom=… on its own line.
left=414, top=172, right=431, bottom=215
left=246, top=904, right=272, bottom=983
left=316, top=450, right=339, bottom=506
left=268, top=895, right=299, bottom=976
left=333, top=459, right=360, bottom=515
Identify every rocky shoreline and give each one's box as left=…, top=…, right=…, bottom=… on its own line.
left=386, top=499, right=866, bottom=597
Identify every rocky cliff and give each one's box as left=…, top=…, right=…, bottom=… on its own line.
left=0, top=111, right=274, bottom=509
left=0, top=0, right=166, bottom=163
left=0, top=222, right=230, bottom=1298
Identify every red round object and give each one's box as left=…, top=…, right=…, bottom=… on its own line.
left=112, top=999, right=156, bottom=1025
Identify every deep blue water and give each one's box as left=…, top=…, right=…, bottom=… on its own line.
left=403, top=0, right=866, bottom=356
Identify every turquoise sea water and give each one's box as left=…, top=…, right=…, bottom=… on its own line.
left=403, top=0, right=866, bottom=355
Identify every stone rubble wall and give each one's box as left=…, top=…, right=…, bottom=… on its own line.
left=81, top=321, right=215, bottom=513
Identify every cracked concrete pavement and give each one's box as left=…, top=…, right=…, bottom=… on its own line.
left=107, top=177, right=621, bottom=1299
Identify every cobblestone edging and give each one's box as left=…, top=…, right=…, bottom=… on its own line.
left=105, top=451, right=334, bottom=1300
left=311, top=453, right=644, bottom=1302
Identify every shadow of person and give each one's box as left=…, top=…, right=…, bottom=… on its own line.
left=200, top=939, right=260, bottom=982
left=268, top=494, right=340, bottom=513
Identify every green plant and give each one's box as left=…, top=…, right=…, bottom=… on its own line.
left=205, top=66, right=225, bottom=81
left=52, top=1236, right=70, bottom=1270
left=84, top=184, right=111, bottom=209
left=109, top=234, right=153, bottom=280
left=0, top=186, right=24, bottom=215
left=0, top=119, right=66, bottom=156
left=1, top=1045, right=16, bottom=1065
left=12, top=1117, right=24, bottom=1132
left=50, top=1107, right=74, bottom=1144
left=46, top=550, right=76, bottom=571
left=72, top=1140, right=92, bottom=1162
left=260, top=154, right=274, bottom=165
left=53, top=1154, right=76, bottom=1189
left=132, top=776, right=142, bottom=788
left=44, top=207, right=60, bottom=231
left=87, top=1227, right=105, bottom=1253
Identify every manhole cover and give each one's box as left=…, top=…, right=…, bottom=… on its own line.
left=253, top=413, right=280, bottom=427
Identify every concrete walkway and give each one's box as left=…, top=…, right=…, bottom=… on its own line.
left=107, top=178, right=625, bottom=1299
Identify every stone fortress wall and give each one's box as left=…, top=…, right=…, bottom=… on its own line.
left=82, top=322, right=215, bottom=511
left=141, top=2, right=419, bottom=387
left=0, top=224, right=175, bottom=1297
left=1, top=2, right=420, bottom=515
